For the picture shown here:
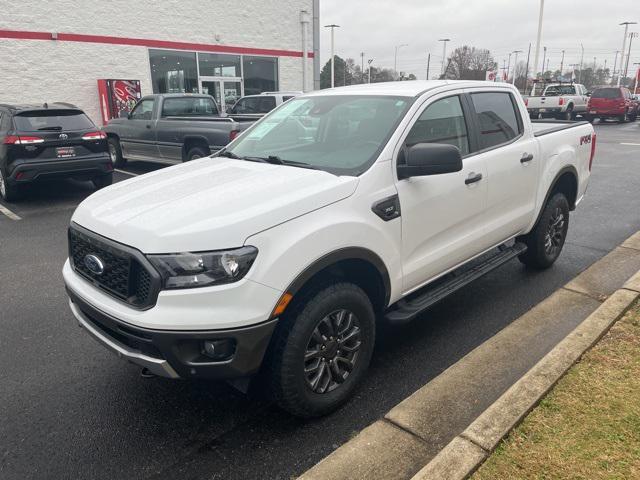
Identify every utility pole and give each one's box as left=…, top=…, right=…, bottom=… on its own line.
left=612, top=50, right=620, bottom=85
left=559, top=49, right=565, bottom=74
left=541, top=46, right=547, bottom=76
left=426, top=53, right=431, bottom=80
left=367, top=58, right=373, bottom=83
left=512, top=50, right=523, bottom=85
left=394, top=44, right=408, bottom=78
left=506, top=52, right=513, bottom=82
left=524, top=43, right=531, bottom=93
left=439, top=38, right=450, bottom=76
left=532, top=0, right=545, bottom=79
left=324, top=24, right=340, bottom=88
left=578, top=43, right=584, bottom=83
left=360, top=52, right=364, bottom=82
left=618, top=22, right=637, bottom=86
left=624, top=32, right=639, bottom=83
left=546, top=58, right=550, bottom=74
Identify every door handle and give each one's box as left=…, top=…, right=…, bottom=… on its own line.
left=520, top=153, right=534, bottom=163
left=465, top=172, right=483, bottom=185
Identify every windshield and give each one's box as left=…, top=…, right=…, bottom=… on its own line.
left=543, top=85, right=575, bottom=96
left=225, top=95, right=412, bottom=176
left=591, top=88, right=621, bottom=99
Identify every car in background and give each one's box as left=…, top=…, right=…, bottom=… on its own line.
left=0, top=103, right=111, bottom=202
left=226, top=91, right=302, bottom=118
left=585, top=86, right=638, bottom=123
left=525, top=83, right=589, bottom=120
left=104, top=94, right=256, bottom=165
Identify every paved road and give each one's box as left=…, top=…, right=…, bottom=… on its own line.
left=1, top=122, right=639, bottom=479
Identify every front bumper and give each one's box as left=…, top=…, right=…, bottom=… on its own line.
left=67, top=287, right=278, bottom=380
left=8, top=155, right=112, bottom=183
left=528, top=107, right=562, bottom=116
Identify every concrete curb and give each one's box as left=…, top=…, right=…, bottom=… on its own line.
left=300, top=231, right=640, bottom=480
left=411, top=287, right=639, bottom=480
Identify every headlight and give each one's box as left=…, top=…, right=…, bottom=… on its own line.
left=147, top=246, right=258, bottom=289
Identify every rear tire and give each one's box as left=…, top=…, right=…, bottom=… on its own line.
left=0, top=167, right=21, bottom=202
left=265, top=282, right=376, bottom=418
left=559, top=107, right=573, bottom=121
left=618, top=111, right=629, bottom=123
left=108, top=137, right=126, bottom=168
left=518, top=193, right=570, bottom=270
left=185, top=146, right=209, bottom=161
left=92, top=173, right=113, bottom=190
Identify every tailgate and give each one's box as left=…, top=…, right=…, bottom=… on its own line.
left=528, top=97, right=560, bottom=109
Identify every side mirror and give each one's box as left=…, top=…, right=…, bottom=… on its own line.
left=119, top=110, right=130, bottom=119
left=586, top=92, right=591, bottom=97
left=397, top=143, right=463, bottom=180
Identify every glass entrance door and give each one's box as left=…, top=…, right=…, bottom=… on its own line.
left=199, top=77, right=242, bottom=114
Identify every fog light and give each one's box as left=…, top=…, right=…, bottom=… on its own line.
left=202, top=339, right=236, bottom=361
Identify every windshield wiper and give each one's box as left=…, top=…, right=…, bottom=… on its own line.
left=242, top=155, right=319, bottom=170
left=216, top=148, right=241, bottom=159
left=37, top=126, right=63, bottom=131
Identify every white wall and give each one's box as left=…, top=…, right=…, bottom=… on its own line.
left=0, top=0, right=313, bottom=123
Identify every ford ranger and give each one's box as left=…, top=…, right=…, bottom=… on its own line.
left=103, top=93, right=255, bottom=166
left=63, top=81, right=595, bottom=417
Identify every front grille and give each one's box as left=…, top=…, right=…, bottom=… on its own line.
left=69, top=225, right=158, bottom=308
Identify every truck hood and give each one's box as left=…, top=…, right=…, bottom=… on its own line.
left=72, top=158, right=358, bottom=253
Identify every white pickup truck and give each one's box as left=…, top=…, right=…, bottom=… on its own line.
left=526, top=83, right=590, bottom=120
left=63, top=81, right=595, bottom=417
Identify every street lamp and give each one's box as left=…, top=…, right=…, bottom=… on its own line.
left=617, top=22, right=637, bottom=86
left=394, top=44, right=408, bottom=77
left=324, top=24, right=340, bottom=88
left=512, top=50, right=523, bottom=85
left=532, top=0, right=545, bottom=78
left=367, top=58, right=374, bottom=83
left=438, top=38, right=450, bottom=76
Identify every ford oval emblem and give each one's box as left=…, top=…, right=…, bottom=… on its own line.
left=84, top=254, right=105, bottom=275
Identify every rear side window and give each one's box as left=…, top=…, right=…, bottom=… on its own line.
left=161, top=97, right=218, bottom=117
left=591, top=88, right=621, bottom=99
left=405, top=95, right=470, bottom=155
left=471, top=92, right=522, bottom=150
left=13, top=110, right=94, bottom=132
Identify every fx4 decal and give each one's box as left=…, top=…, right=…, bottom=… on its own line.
left=580, top=134, right=592, bottom=146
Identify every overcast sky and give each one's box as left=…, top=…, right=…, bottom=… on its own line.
left=319, top=0, right=640, bottom=77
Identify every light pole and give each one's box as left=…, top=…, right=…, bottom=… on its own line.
left=532, top=0, right=545, bottom=79
left=541, top=46, right=547, bottom=76
left=512, top=50, right=523, bottom=85
left=612, top=50, right=620, bottom=85
left=617, top=22, right=637, bottom=86
left=439, top=38, right=450, bottom=76
left=367, top=58, right=373, bottom=83
left=394, top=44, right=408, bottom=78
left=324, top=24, right=340, bottom=88
left=578, top=43, right=584, bottom=83
left=559, top=49, right=565, bottom=75
left=623, top=32, right=639, bottom=83
left=506, top=52, right=512, bottom=82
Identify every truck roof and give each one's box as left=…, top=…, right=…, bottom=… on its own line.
left=303, top=80, right=518, bottom=98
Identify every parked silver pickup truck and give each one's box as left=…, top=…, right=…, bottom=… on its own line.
left=103, top=94, right=255, bottom=166
left=526, top=83, right=589, bottom=120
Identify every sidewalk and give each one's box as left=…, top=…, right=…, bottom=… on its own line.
left=472, top=300, right=640, bottom=479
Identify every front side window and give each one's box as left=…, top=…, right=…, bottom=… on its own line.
left=405, top=96, right=469, bottom=155
left=471, top=92, right=521, bottom=150
left=161, top=97, right=217, bottom=116
left=130, top=99, right=154, bottom=120
left=227, top=95, right=411, bottom=176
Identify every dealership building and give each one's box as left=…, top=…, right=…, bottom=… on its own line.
left=0, top=0, right=319, bottom=124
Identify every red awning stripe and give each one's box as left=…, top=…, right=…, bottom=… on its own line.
left=0, top=29, right=314, bottom=58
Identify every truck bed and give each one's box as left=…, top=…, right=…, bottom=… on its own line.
left=531, top=119, right=590, bottom=137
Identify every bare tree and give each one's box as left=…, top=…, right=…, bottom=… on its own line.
left=442, top=46, right=496, bottom=80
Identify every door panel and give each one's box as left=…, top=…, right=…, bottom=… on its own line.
left=467, top=91, right=538, bottom=244
left=396, top=94, right=489, bottom=293
left=120, top=98, right=159, bottom=160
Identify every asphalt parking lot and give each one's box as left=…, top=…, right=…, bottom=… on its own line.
left=1, top=121, right=639, bottom=480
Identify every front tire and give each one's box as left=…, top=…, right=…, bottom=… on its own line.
left=518, top=193, right=570, bottom=269
left=108, top=137, right=126, bottom=168
left=266, top=282, right=376, bottom=418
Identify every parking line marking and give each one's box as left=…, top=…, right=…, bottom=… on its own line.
left=620, top=143, right=640, bottom=146
left=115, top=169, right=139, bottom=176
left=0, top=203, right=21, bottom=221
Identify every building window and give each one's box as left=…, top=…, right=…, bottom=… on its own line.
left=198, top=53, right=241, bottom=77
left=243, top=56, right=278, bottom=95
left=149, top=49, right=198, bottom=93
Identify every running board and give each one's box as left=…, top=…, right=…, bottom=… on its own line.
left=385, top=242, right=527, bottom=325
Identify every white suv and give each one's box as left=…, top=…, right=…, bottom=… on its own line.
left=227, top=91, right=301, bottom=116
left=64, top=81, right=594, bottom=417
